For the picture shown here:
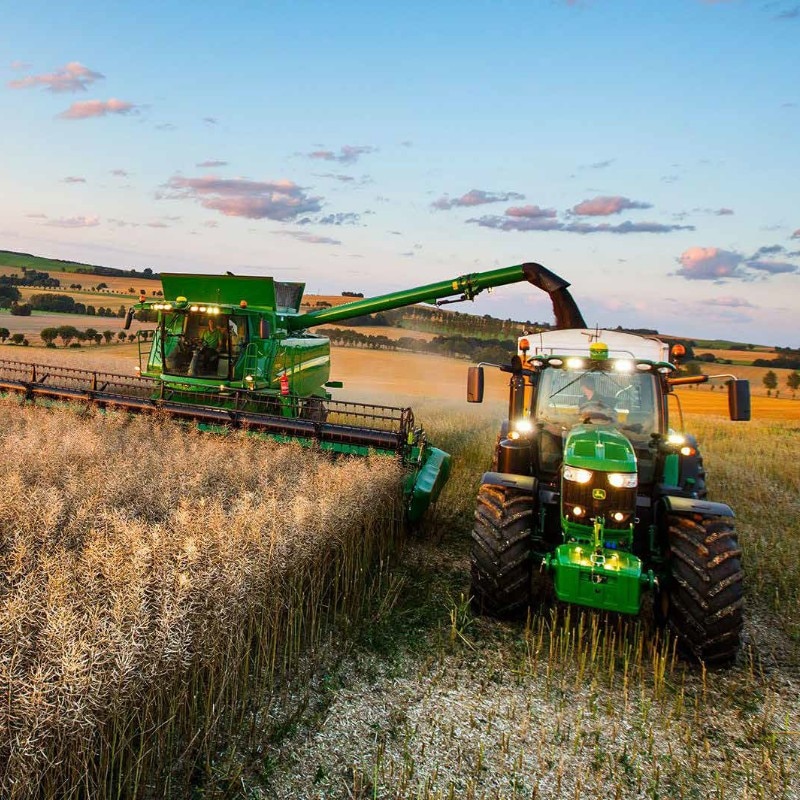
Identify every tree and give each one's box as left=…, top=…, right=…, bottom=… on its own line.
left=103, top=330, right=114, bottom=344
left=117, top=331, right=127, bottom=342
left=40, top=327, right=59, bottom=346
left=787, top=371, right=800, bottom=398
left=10, top=302, right=32, bottom=316
left=84, top=328, right=98, bottom=343
left=0, top=327, right=8, bottom=342
left=763, top=370, right=778, bottom=396
left=10, top=333, right=24, bottom=345
left=57, top=325, right=80, bottom=347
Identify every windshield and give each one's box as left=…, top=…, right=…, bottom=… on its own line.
left=534, top=368, right=661, bottom=439
left=161, top=311, right=249, bottom=379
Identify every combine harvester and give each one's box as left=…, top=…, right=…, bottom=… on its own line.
left=0, top=262, right=577, bottom=522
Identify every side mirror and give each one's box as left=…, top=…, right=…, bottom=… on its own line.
left=467, top=366, right=484, bottom=403
left=728, top=379, right=750, bottom=421
left=123, top=307, right=135, bottom=330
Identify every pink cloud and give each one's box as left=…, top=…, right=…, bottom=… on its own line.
left=505, top=204, right=557, bottom=219
left=44, top=215, right=100, bottom=228
left=57, top=98, right=137, bottom=120
left=62, top=176, right=86, bottom=184
left=277, top=231, right=341, bottom=245
left=792, top=229, right=800, bottom=239
left=163, top=175, right=322, bottom=221
left=571, top=196, right=652, bottom=216
left=676, top=246, right=744, bottom=280
left=196, top=160, right=228, bottom=168
left=9, top=61, right=104, bottom=93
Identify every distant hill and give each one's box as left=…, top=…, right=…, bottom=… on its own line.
left=0, top=249, right=158, bottom=279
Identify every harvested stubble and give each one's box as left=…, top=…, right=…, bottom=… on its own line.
left=0, top=397, right=403, bottom=799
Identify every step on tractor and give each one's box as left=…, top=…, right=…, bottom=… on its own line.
left=467, top=291, right=751, bottom=664
left=0, top=262, right=577, bottom=523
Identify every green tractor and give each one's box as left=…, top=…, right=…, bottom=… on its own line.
left=468, top=326, right=750, bottom=664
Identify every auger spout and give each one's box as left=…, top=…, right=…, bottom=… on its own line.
left=286, top=262, right=585, bottom=331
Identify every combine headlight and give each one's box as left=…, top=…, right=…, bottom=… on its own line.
left=566, top=357, right=585, bottom=370
left=608, top=472, right=638, bottom=489
left=667, top=433, right=686, bottom=446
left=614, top=359, right=634, bottom=373
left=563, top=466, right=593, bottom=484
left=513, top=419, right=534, bottom=434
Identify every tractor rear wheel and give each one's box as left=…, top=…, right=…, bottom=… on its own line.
left=470, top=483, right=533, bottom=617
left=657, top=512, right=743, bottom=665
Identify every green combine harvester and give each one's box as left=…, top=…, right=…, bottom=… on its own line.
left=0, top=262, right=575, bottom=522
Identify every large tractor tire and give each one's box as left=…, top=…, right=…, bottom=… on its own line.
left=470, top=483, right=533, bottom=617
left=657, top=512, right=743, bottom=665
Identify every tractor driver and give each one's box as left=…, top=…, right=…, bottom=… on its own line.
left=578, top=374, right=613, bottom=419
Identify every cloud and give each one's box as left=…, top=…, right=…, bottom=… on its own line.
left=581, top=159, right=615, bottom=170
left=8, top=61, right=104, bottom=93
left=306, top=145, right=376, bottom=164
left=110, top=169, right=129, bottom=177
left=467, top=215, right=562, bottom=232
left=26, top=212, right=48, bottom=219
left=313, top=212, right=361, bottom=226
left=10, top=60, right=32, bottom=70
left=675, top=245, right=799, bottom=281
left=276, top=231, right=341, bottom=245
left=58, top=98, right=137, bottom=120
left=146, top=221, right=169, bottom=228
left=196, top=160, right=228, bottom=167
left=565, top=220, right=693, bottom=234
left=44, top=215, right=100, bottom=228
left=315, top=172, right=356, bottom=183
left=155, top=123, right=176, bottom=131
left=505, top=205, right=558, bottom=219
left=468, top=212, right=692, bottom=234
left=432, top=189, right=525, bottom=210
left=571, top=195, right=652, bottom=216
left=203, top=117, right=218, bottom=125
left=775, top=5, right=800, bottom=20
left=746, top=259, right=798, bottom=274
left=162, top=175, right=323, bottom=221
left=792, top=229, right=800, bottom=239
left=716, top=208, right=734, bottom=215
left=61, top=176, right=86, bottom=184
left=706, top=296, right=756, bottom=309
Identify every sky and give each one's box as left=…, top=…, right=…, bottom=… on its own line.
left=1, top=0, right=798, bottom=346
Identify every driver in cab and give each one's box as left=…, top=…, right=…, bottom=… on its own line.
left=579, top=374, right=613, bottom=421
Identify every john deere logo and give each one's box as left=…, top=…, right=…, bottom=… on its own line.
left=592, top=488, right=606, bottom=500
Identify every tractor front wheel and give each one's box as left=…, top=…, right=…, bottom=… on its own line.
left=657, top=512, right=743, bottom=665
left=470, top=483, right=533, bottom=617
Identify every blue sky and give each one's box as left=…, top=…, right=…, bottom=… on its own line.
left=2, top=0, right=798, bottom=345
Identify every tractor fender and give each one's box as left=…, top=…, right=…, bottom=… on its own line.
left=480, top=472, right=538, bottom=493
left=658, top=495, right=735, bottom=519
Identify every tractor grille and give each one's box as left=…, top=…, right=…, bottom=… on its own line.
left=563, top=478, right=636, bottom=530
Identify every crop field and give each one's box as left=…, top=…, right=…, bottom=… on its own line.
left=694, top=348, right=778, bottom=363
left=0, top=345, right=798, bottom=798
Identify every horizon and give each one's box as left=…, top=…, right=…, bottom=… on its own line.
left=2, top=0, right=798, bottom=347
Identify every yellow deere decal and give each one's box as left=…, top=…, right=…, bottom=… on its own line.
left=592, top=488, right=606, bottom=500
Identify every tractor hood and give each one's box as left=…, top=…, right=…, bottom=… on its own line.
left=563, top=425, right=637, bottom=473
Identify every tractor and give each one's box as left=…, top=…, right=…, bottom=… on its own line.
left=467, top=323, right=750, bottom=664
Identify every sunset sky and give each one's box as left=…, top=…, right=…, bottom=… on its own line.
left=2, top=0, right=798, bottom=346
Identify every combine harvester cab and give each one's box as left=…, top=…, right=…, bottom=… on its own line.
left=469, top=324, right=752, bottom=664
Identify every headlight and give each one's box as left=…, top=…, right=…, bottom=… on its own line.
left=608, top=472, right=638, bottom=489
left=563, top=466, right=593, bottom=484
left=513, top=419, right=534, bottom=434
